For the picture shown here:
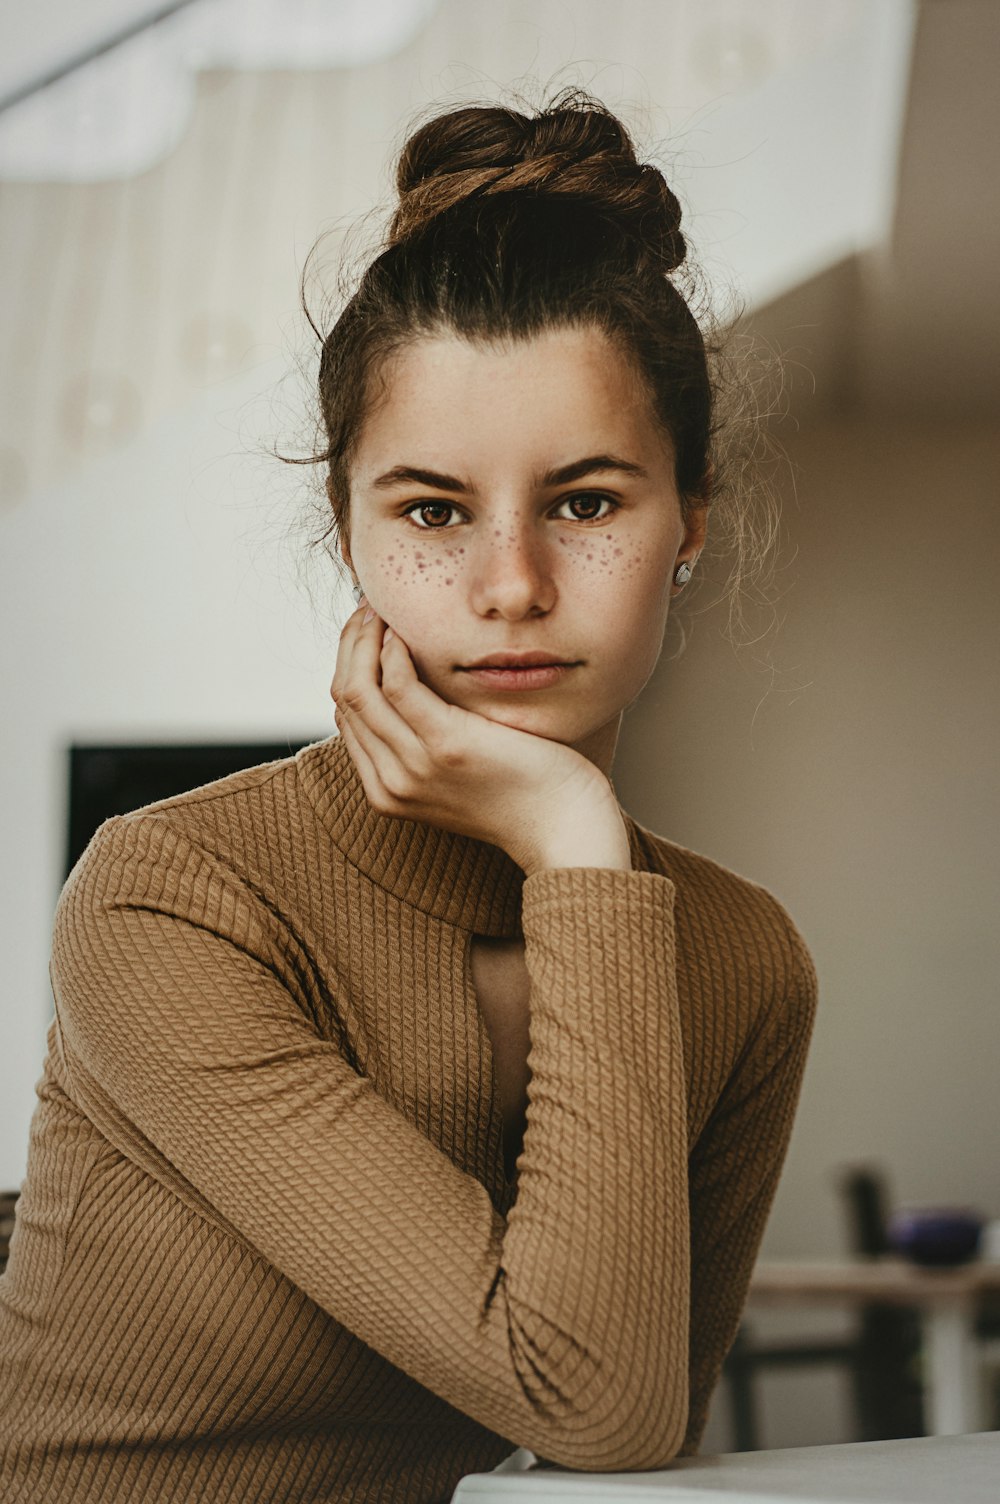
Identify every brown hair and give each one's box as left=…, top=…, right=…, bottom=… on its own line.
left=290, top=86, right=776, bottom=633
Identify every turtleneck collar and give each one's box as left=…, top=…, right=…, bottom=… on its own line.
left=295, top=734, right=526, bottom=936
left=295, top=734, right=648, bottom=938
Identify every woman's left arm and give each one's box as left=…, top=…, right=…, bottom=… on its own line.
left=679, top=922, right=818, bottom=1455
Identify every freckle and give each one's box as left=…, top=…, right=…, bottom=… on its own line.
left=586, top=553, right=593, bottom=561
left=445, top=577, right=453, bottom=585
left=388, top=555, right=395, bottom=562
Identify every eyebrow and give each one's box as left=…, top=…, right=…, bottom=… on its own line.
left=369, top=454, right=649, bottom=493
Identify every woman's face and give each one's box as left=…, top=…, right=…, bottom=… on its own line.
left=344, top=324, right=707, bottom=769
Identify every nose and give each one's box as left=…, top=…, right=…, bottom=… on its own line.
left=468, top=517, right=556, bottom=620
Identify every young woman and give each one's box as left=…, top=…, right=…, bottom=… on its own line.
left=0, top=91, right=817, bottom=1503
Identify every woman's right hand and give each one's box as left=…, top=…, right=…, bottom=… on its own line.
left=330, top=604, right=631, bottom=877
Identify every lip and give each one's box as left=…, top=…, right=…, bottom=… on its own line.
left=459, top=656, right=580, bottom=693
left=462, top=651, right=577, bottom=669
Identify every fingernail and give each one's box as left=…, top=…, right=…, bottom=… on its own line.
left=363, top=607, right=374, bottom=623
left=383, top=626, right=394, bottom=642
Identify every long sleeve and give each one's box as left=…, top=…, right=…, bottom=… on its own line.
left=678, top=921, right=818, bottom=1454
left=49, top=812, right=691, bottom=1473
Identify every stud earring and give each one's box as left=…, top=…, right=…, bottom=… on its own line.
left=674, top=561, right=694, bottom=586
left=351, top=581, right=364, bottom=605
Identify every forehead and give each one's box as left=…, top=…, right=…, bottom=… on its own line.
left=353, top=325, right=670, bottom=475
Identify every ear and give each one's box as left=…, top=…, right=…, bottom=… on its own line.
left=679, top=502, right=709, bottom=560
left=334, top=521, right=357, bottom=586
left=326, top=475, right=355, bottom=580
left=670, top=500, right=709, bottom=596
left=681, top=458, right=712, bottom=553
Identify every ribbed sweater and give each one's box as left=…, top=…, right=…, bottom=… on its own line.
left=0, top=733, right=816, bottom=1503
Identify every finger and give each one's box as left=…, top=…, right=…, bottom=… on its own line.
left=349, top=602, right=387, bottom=688
left=335, top=681, right=413, bottom=792
left=335, top=612, right=430, bottom=762
left=378, top=628, right=469, bottom=747
left=335, top=703, right=399, bottom=813
left=331, top=603, right=395, bottom=724
left=330, top=601, right=373, bottom=702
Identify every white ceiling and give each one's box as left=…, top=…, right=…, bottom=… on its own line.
left=0, top=0, right=177, bottom=105
left=0, top=0, right=443, bottom=177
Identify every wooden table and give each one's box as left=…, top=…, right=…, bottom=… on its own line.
left=746, top=1258, right=1000, bottom=1436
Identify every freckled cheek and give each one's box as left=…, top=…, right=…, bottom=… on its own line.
left=354, top=544, right=464, bottom=687
left=554, top=530, right=670, bottom=602
left=555, top=533, right=673, bottom=686
left=360, top=539, right=466, bottom=612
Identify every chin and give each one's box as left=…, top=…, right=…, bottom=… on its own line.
left=425, top=665, right=615, bottom=746
left=461, top=696, right=598, bottom=745
left=478, top=705, right=568, bottom=736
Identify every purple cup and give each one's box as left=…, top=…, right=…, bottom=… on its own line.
left=888, top=1208, right=984, bottom=1267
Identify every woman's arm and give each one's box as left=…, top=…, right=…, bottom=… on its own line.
left=678, top=923, right=818, bottom=1454
left=51, top=811, right=690, bottom=1473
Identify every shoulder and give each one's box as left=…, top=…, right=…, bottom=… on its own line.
left=61, top=746, right=314, bottom=910
left=56, top=751, right=309, bottom=959
left=628, top=815, right=818, bottom=1025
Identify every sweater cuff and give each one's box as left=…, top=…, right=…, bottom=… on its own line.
left=519, top=868, right=678, bottom=1077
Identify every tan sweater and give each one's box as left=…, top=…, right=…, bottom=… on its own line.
left=0, top=734, right=816, bottom=1503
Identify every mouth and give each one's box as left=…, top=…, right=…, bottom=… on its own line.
left=462, top=651, right=578, bottom=669
left=458, top=652, right=581, bottom=692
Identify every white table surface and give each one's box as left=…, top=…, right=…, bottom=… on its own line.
left=451, top=1431, right=1000, bottom=1504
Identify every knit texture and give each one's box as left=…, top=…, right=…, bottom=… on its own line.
left=0, top=734, right=816, bottom=1502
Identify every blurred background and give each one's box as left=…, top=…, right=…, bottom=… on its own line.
left=1, top=0, right=998, bottom=1459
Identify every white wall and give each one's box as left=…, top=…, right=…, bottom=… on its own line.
left=617, top=413, right=1000, bottom=1446
left=0, top=363, right=341, bottom=1187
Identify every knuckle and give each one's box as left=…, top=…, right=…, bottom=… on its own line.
left=429, top=735, right=463, bottom=770
left=340, top=686, right=366, bottom=715
left=379, top=769, right=409, bottom=803
left=409, top=748, right=434, bottom=782
left=366, top=782, right=399, bottom=817
left=375, top=776, right=403, bottom=812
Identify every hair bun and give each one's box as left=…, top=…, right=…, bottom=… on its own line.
left=389, top=89, right=687, bottom=273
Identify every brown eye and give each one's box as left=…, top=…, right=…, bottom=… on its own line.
left=405, top=501, right=459, bottom=528
left=557, top=493, right=617, bottom=522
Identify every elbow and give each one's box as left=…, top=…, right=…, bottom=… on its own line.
left=501, top=1287, right=691, bottom=1473
left=528, top=1365, right=688, bottom=1474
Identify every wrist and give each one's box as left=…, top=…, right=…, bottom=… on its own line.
left=519, top=801, right=631, bottom=877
